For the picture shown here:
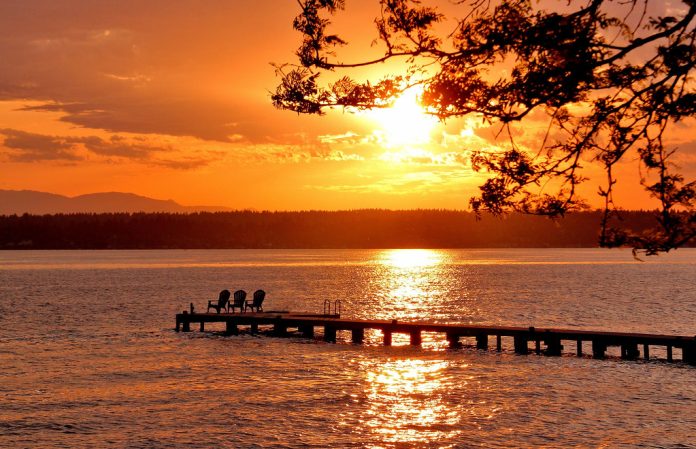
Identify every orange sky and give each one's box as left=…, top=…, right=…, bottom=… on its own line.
left=1, top=0, right=694, bottom=210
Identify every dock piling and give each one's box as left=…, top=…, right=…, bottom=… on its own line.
left=383, top=330, right=392, bottom=346
left=300, top=324, right=314, bottom=338
left=683, top=341, right=696, bottom=365
left=621, top=343, right=640, bottom=360
left=447, top=333, right=462, bottom=349
left=324, top=325, right=337, bottom=343
left=226, top=321, right=238, bottom=335
left=476, top=334, right=488, bottom=350
left=273, top=321, right=287, bottom=337
left=514, top=335, right=528, bottom=354
left=410, top=330, right=422, bottom=346
left=544, top=338, right=563, bottom=356
left=352, top=328, right=364, bottom=344
left=592, top=340, right=607, bottom=359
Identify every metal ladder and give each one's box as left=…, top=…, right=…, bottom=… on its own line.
left=323, top=299, right=342, bottom=316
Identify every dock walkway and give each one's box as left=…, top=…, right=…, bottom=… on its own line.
left=175, top=311, right=696, bottom=364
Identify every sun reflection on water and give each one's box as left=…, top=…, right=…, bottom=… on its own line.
left=361, top=358, right=462, bottom=446
left=381, top=249, right=443, bottom=269
left=367, top=250, right=458, bottom=335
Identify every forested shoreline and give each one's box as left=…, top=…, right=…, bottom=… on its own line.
left=0, top=210, right=683, bottom=249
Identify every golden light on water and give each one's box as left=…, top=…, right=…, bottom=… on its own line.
left=381, top=249, right=443, bottom=269
left=368, top=250, right=453, bottom=347
left=379, top=250, right=444, bottom=325
left=362, top=359, right=462, bottom=445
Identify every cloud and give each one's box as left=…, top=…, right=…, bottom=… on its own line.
left=309, top=165, right=480, bottom=195
left=1, top=129, right=82, bottom=162
left=240, top=143, right=365, bottom=164
left=0, top=1, right=355, bottom=144
left=0, top=128, right=217, bottom=169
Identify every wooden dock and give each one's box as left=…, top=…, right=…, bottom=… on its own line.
left=175, top=311, right=696, bottom=365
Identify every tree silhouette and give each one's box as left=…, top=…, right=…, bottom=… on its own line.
left=273, top=0, right=696, bottom=254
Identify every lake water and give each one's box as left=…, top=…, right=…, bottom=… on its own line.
left=1, top=248, right=695, bottom=448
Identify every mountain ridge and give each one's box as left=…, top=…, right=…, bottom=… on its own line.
left=0, top=189, right=233, bottom=215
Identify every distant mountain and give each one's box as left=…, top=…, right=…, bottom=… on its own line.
left=0, top=190, right=233, bottom=215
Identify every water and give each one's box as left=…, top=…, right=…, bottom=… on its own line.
left=1, top=249, right=695, bottom=448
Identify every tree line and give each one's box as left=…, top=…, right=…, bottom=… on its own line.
left=1, top=209, right=686, bottom=250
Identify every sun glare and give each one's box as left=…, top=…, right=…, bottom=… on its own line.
left=381, top=249, right=443, bottom=269
left=367, top=87, right=438, bottom=147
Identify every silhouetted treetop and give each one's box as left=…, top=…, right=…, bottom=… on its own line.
left=273, top=0, right=696, bottom=255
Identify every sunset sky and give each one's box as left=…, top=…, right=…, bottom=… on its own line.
left=1, top=0, right=695, bottom=210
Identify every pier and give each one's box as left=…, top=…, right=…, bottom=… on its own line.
left=175, top=311, right=696, bottom=365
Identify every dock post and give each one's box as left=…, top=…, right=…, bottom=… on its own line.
left=545, top=338, right=563, bottom=356
left=643, top=344, right=650, bottom=360
left=592, top=340, right=606, bottom=359
left=180, top=311, right=191, bottom=332
left=199, top=321, right=205, bottom=332
left=410, top=330, right=422, bottom=346
left=300, top=325, right=314, bottom=339
left=576, top=339, right=582, bottom=357
left=621, top=343, right=639, bottom=360
left=251, top=323, right=259, bottom=335
left=514, top=335, right=528, bottom=354
left=667, top=345, right=673, bottom=362
left=496, top=335, right=502, bottom=352
left=273, top=320, right=287, bottom=337
left=447, top=333, right=461, bottom=349
left=351, top=328, right=364, bottom=344
left=226, top=321, right=238, bottom=335
left=324, top=325, right=337, bottom=343
left=476, top=334, right=488, bottom=350
left=383, top=330, right=392, bottom=346
left=682, top=341, right=696, bottom=365
left=535, top=340, right=541, bottom=355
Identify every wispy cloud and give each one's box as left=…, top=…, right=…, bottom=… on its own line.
left=0, top=128, right=218, bottom=169
left=309, top=166, right=481, bottom=195
left=0, top=128, right=82, bottom=162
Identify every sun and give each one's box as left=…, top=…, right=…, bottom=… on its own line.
left=366, top=87, right=438, bottom=147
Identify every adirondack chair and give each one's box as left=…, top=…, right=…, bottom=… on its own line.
left=245, top=289, right=265, bottom=313
left=207, top=289, right=231, bottom=314
left=230, top=289, right=247, bottom=313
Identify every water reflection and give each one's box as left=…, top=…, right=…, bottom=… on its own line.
left=374, top=250, right=446, bottom=323
left=360, top=358, right=462, bottom=447
left=381, top=249, right=443, bottom=269
left=367, top=250, right=471, bottom=338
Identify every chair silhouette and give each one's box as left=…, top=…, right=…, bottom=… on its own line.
left=230, top=290, right=247, bottom=313
left=207, top=289, right=230, bottom=314
left=245, top=289, right=265, bottom=313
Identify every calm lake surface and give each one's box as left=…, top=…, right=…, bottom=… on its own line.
left=1, top=248, right=695, bottom=448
